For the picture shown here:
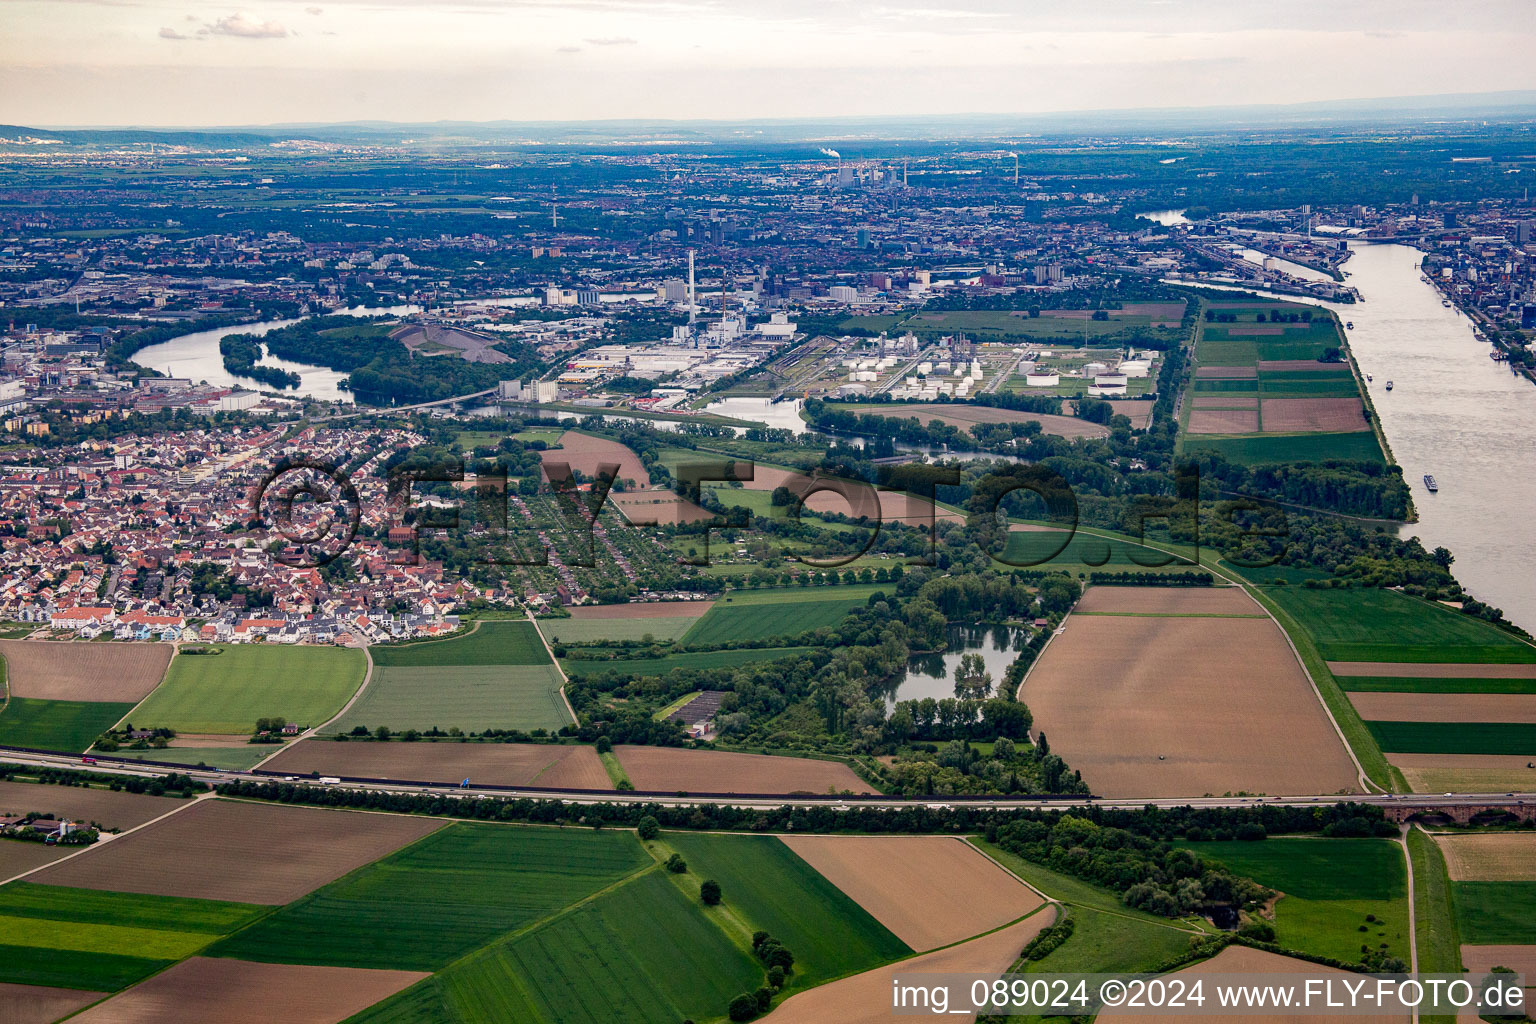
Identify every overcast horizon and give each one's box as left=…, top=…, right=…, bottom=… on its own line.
left=3, top=0, right=1536, bottom=128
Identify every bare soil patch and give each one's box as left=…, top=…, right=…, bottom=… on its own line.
left=0, top=778, right=186, bottom=830
left=728, top=463, right=963, bottom=525
left=538, top=431, right=651, bottom=488
left=1223, top=326, right=1285, bottom=336
left=1390, top=753, right=1536, bottom=794
left=391, top=324, right=509, bottom=364
left=1076, top=586, right=1260, bottom=616
left=1193, top=395, right=1258, bottom=409
left=1260, top=398, right=1369, bottom=433
left=764, top=909, right=1055, bottom=1024
left=614, top=745, right=873, bottom=795
left=1461, top=944, right=1536, bottom=1010
left=66, top=957, right=428, bottom=1024
left=1350, top=692, right=1536, bottom=724
left=0, top=840, right=70, bottom=880
left=0, top=641, right=171, bottom=702
left=1258, top=360, right=1352, bottom=372
left=1188, top=409, right=1259, bottom=433
left=609, top=488, right=714, bottom=525
left=781, top=836, right=1042, bottom=951
left=1329, top=662, right=1536, bottom=679
left=32, top=798, right=443, bottom=904
left=1435, top=833, right=1536, bottom=881
left=1106, top=400, right=1153, bottom=428
left=169, top=733, right=266, bottom=748
left=1099, top=945, right=1407, bottom=1023
left=1023, top=610, right=1358, bottom=798
left=260, top=739, right=612, bottom=790
left=1120, top=301, right=1187, bottom=321
left=568, top=602, right=713, bottom=620
left=0, top=983, right=104, bottom=1024
left=1195, top=365, right=1259, bottom=378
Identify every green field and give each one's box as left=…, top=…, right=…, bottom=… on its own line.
left=1365, top=721, right=1536, bottom=755
left=1451, top=881, right=1536, bottom=944
left=1256, top=376, right=1362, bottom=398
left=370, top=621, right=550, bottom=667
left=0, top=697, right=133, bottom=753
left=0, top=883, right=264, bottom=990
left=1179, top=839, right=1408, bottom=964
left=664, top=832, right=912, bottom=988
left=561, top=646, right=816, bottom=679
left=328, top=664, right=570, bottom=734
left=1192, top=378, right=1260, bottom=392
left=1182, top=432, right=1385, bottom=465
left=213, top=822, right=649, bottom=971
left=1406, top=828, right=1462, bottom=994
left=1196, top=340, right=1260, bottom=363
left=538, top=614, right=704, bottom=645
left=682, top=587, right=885, bottom=645
left=998, top=529, right=1196, bottom=573
left=1266, top=587, right=1536, bottom=663
left=125, top=645, right=366, bottom=734
left=1339, top=676, right=1536, bottom=694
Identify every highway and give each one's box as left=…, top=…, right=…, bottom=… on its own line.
left=6, top=747, right=1531, bottom=815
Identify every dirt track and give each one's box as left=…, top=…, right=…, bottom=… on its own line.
left=33, top=798, right=443, bottom=904
left=1022, top=608, right=1359, bottom=798
left=781, top=836, right=1042, bottom=951
left=0, top=640, right=171, bottom=702
left=260, top=739, right=613, bottom=789
left=66, top=957, right=428, bottom=1024
left=614, top=745, right=873, bottom=795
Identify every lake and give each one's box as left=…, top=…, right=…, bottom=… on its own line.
left=873, top=623, right=1029, bottom=707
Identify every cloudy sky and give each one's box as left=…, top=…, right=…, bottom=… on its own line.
left=1, top=0, right=1534, bottom=127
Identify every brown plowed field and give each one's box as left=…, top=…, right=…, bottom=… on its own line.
left=1461, top=944, right=1536, bottom=1012
left=1022, top=609, right=1358, bottom=797
left=1434, top=833, right=1536, bottom=881
left=32, top=799, right=443, bottom=904
left=1329, top=662, right=1536, bottom=679
left=1349, top=692, right=1536, bottom=724
left=1075, top=586, right=1261, bottom=616
left=1195, top=365, right=1258, bottom=378
left=608, top=488, right=714, bottom=525
left=764, top=908, right=1055, bottom=1024
left=538, top=431, right=650, bottom=488
left=878, top=404, right=1109, bottom=440
left=0, top=640, right=171, bottom=702
left=1188, top=409, right=1259, bottom=433
left=1106, top=401, right=1153, bottom=428
left=0, top=778, right=186, bottom=829
left=614, top=745, right=873, bottom=795
left=0, top=841, right=70, bottom=880
left=1193, top=395, right=1258, bottom=408
left=0, top=983, right=104, bottom=1024
left=1257, top=360, right=1353, bottom=372
left=1098, top=945, right=1408, bottom=1023
left=66, top=958, right=428, bottom=1024
left=260, top=739, right=612, bottom=789
left=1388, top=754, right=1536, bottom=794
left=1260, top=398, right=1368, bottom=433
left=567, top=602, right=713, bottom=620
left=781, top=836, right=1042, bottom=951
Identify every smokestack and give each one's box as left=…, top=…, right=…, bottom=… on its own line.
left=687, top=249, right=696, bottom=325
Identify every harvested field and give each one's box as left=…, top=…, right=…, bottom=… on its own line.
left=1260, top=397, right=1369, bottom=433
left=1105, top=400, right=1153, bottom=428
left=1461, top=945, right=1536, bottom=1009
left=1188, top=409, right=1259, bottom=433
left=608, top=488, right=713, bottom=525
left=0, top=779, right=187, bottom=830
left=867, top=403, right=1109, bottom=440
left=1435, top=833, right=1536, bottom=881
left=65, top=957, right=428, bottom=1024
left=259, top=739, right=612, bottom=790
left=1075, top=585, right=1260, bottom=616
left=1193, top=394, right=1258, bottom=408
left=1258, top=359, right=1353, bottom=372
left=1350, top=691, right=1536, bottom=724
left=566, top=601, right=714, bottom=620
left=540, top=608, right=709, bottom=644
left=32, top=799, right=442, bottom=904
left=763, top=908, right=1054, bottom=1024
left=1329, top=662, right=1536, bottom=679
left=1195, top=365, right=1258, bottom=378
left=538, top=431, right=650, bottom=488
left=1390, top=754, right=1536, bottom=794
left=0, top=983, right=104, bottom=1024
left=613, top=745, right=873, bottom=795
left=1098, top=945, right=1408, bottom=1024
left=0, top=641, right=171, bottom=702
left=780, top=836, right=1043, bottom=951
left=1022, top=610, right=1359, bottom=798
left=0, top=840, right=70, bottom=880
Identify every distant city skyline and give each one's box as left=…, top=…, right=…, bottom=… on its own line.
left=2, top=0, right=1534, bottom=127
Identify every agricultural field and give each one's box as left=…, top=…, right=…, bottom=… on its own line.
left=560, top=646, right=816, bottom=679
left=368, top=621, right=550, bottom=668
left=32, top=799, right=443, bottom=905
left=536, top=429, right=651, bottom=488
left=1435, top=832, right=1536, bottom=882
left=1177, top=838, right=1409, bottom=964
left=258, top=738, right=612, bottom=789
left=997, top=527, right=1197, bottom=575
left=66, top=958, right=429, bottom=1024
left=0, top=882, right=265, bottom=991
left=123, top=645, right=366, bottom=735
left=0, top=641, right=171, bottom=702
left=827, top=402, right=1109, bottom=440
left=779, top=835, right=1042, bottom=951
left=0, top=778, right=190, bottom=831
left=0, top=983, right=101, bottom=1024
left=0, top=697, right=134, bottom=753
left=1073, top=584, right=1262, bottom=615
left=1021, top=591, right=1359, bottom=797
left=213, top=822, right=650, bottom=971
left=1390, top=754, right=1536, bottom=794
left=536, top=601, right=712, bottom=644
left=1439, top=829, right=1536, bottom=954
left=612, top=745, right=874, bottom=795
left=681, top=586, right=884, bottom=645
left=1267, top=588, right=1536, bottom=664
